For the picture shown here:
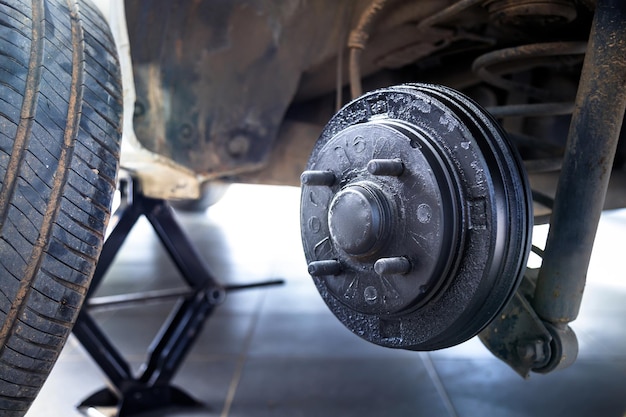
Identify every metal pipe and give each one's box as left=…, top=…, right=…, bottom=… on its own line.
left=533, top=0, right=626, bottom=324
left=486, top=102, right=574, bottom=118
left=348, top=0, right=388, bottom=99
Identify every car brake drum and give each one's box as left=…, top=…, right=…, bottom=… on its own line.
left=300, top=84, right=532, bottom=350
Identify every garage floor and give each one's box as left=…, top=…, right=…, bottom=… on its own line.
left=27, top=184, right=626, bottom=417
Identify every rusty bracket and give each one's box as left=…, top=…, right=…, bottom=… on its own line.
left=479, top=270, right=551, bottom=378
left=479, top=269, right=579, bottom=378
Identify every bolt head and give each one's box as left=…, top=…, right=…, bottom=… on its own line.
left=228, top=135, right=251, bottom=158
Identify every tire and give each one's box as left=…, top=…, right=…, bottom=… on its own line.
left=0, top=0, right=122, bottom=415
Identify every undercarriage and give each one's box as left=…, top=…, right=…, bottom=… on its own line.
left=120, top=0, right=626, bottom=377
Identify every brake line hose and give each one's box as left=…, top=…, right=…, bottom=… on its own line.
left=348, top=0, right=388, bottom=99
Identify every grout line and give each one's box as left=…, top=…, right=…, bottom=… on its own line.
left=419, top=352, right=460, bottom=417
left=219, top=291, right=267, bottom=417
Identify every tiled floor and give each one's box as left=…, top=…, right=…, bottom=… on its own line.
left=27, top=184, right=626, bottom=417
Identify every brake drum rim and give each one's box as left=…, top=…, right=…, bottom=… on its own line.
left=408, top=83, right=533, bottom=330
left=401, top=84, right=533, bottom=347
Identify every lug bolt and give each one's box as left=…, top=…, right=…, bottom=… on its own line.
left=301, top=170, right=336, bottom=186
left=367, top=158, right=404, bottom=177
left=374, top=257, right=411, bottom=276
left=308, top=260, right=342, bottom=276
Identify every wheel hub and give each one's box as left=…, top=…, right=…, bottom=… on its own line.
left=300, top=84, right=532, bottom=350
left=302, top=120, right=461, bottom=316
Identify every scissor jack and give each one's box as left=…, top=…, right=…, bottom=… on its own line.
left=72, top=177, right=282, bottom=416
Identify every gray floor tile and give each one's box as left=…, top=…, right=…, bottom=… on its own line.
left=227, top=357, right=451, bottom=417
left=167, top=359, right=239, bottom=416
left=257, top=281, right=331, bottom=315
left=432, top=358, right=626, bottom=417
left=428, top=336, right=497, bottom=360
left=248, top=311, right=416, bottom=360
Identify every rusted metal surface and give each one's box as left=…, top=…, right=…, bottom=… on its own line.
left=236, top=121, right=321, bottom=186
left=121, top=0, right=608, bottom=199
left=125, top=0, right=351, bottom=178
left=479, top=270, right=553, bottom=378
left=123, top=0, right=463, bottom=181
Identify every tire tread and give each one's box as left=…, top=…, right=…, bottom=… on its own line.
left=0, top=0, right=122, bottom=414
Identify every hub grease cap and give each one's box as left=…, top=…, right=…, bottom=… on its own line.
left=328, top=184, right=391, bottom=257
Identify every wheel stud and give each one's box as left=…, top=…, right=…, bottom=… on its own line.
left=308, top=260, right=342, bottom=276
left=374, top=257, right=411, bottom=276
left=367, top=158, right=404, bottom=177
left=301, top=170, right=336, bottom=186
